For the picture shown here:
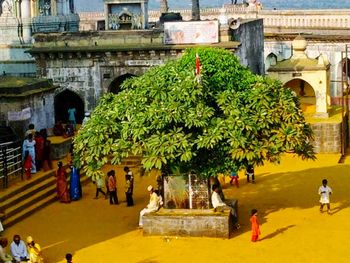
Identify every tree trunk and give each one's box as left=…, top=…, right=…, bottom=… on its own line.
left=191, top=0, right=200, bottom=21
left=160, top=0, right=168, bottom=13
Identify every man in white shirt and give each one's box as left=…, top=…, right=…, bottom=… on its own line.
left=211, top=184, right=239, bottom=227
left=318, top=179, right=332, bottom=214
left=139, top=185, right=159, bottom=228
left=10, top=235, right=30, bottom=262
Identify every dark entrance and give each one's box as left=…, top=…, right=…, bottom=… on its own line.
left=109, top=73, right=136, bottom=94
left=54, top=90, right=84, bottom=124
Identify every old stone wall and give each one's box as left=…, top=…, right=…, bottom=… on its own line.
left=311, top=122, right=342, bottom=153
left=143, top=209, right=233, bottom=238
left=233, top=19, right=264, bottom=75
left=0, top=92, right=55, bottom=138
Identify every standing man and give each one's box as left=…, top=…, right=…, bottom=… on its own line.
left=67, top=105, right=77, bottom=129
left=138, top=185, right=159, bottom=228
left=125, top=174, right=134, bottom=207
left=10, top=235, right=30, bottom=262
left=107, top=170, right=118, bottom=205
left=124, top=166, right=134, bottom=194
left=318, top=179, right=332, bottom=214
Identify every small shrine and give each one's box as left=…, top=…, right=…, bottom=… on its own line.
left=268, top=36, right=331, bottom=118
left=104, top=0, right=148, bottom=30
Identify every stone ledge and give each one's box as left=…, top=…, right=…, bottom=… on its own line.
left=143, top=208, right=234, bottom=239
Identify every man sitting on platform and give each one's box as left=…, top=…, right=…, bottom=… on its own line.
left=138, top=185, right=159, bottom=228
left=211, top=184, right=239, bottom=227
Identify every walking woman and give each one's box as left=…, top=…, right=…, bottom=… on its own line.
left=56, top=162, right=70, bottom=203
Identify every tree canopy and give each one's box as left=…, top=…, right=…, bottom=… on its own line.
left=74, top=47, right=315, bottom=179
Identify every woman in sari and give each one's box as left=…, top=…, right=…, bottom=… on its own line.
left=70, top=165, right=82, bottom=201
left=56, top=162, right=70, bottom=203
left=22, top=134, right=36, bottom=173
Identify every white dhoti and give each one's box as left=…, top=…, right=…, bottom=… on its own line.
left=139, top=208, right=157, bottom=226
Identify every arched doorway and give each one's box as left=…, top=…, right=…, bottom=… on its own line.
left=54, top=90, right=85, bottom=124
left=109, top=73, right=136, bottom=94
left=284, top=79, right=316, bottom=114
left=265, top=53, right=278, bottom=72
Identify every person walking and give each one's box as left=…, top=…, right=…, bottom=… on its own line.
left=107, top=170, right=118, bottom=205
left=125, top=174, right=134, bottom=207
left=230, top=169, right=239, bottom=187
left=318, top=179, right=332, bottom=214
left=250, top=209, right=260, bottom=242
left=94, top=176, right=107, bottom=199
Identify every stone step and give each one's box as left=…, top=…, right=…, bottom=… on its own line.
left=0, top=170, right=56, bottom=203
left=2, top=171, right=90, bottom=228
left=3, top=183, right=57, bottom=222
left=3, top=194, right=57, bottom=229
left=0, top=174, right=56, bottom=211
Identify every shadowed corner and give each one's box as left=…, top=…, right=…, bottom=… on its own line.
left=260, top=225, right=296, bottom=241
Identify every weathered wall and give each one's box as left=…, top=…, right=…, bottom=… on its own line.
left=143, top=209, right=233, bottom=238
left=311, top=122, right=342, bottom=153
left=0, top=92, right=55, bottom=138
left=31, top=29, right=246, bottom=112
left=233, top=19, right=264, bottom=75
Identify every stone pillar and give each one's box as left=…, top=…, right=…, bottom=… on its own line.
left=63, top=0, right=69, bottom=15
left=57, top=0, right=64, bottom=15
left=20, top=0, right=32, bottom=43
left=105, top=3, right=109, bottom=30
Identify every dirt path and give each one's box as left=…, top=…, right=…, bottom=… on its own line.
left=3, top=154, right=350, bottom=263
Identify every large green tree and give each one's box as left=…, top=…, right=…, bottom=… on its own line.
left=74, top=47, right=315, bottom=180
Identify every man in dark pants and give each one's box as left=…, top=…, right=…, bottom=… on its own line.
left=125, top=173, right=134, bottom=206
left=107, top=170, right=118, bottom=205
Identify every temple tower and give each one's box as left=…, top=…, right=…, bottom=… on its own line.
left=0, top=0, right=79, bottom=76
left=104, top=0, right=148, bottom=30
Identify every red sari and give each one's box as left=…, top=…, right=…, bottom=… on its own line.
left=56, top=167, right=70, bottom=203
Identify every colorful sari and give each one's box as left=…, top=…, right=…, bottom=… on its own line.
left=70, top=166, right=82, bottom=200
left=56, top=167, right=70, bottom=203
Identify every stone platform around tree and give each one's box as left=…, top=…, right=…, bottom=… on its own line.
left=143, top=208, right=234, bottom=239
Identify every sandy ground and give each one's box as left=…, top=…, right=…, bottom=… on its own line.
left=2, top=153, right=350, bottom=263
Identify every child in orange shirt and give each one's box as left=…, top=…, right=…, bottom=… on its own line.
left=250, top=209, right=260, bottom=242
left=23, top=150, right=32, bottom=180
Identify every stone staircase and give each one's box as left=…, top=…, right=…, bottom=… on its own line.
left=0, top=155, right=142, bottom=228
left=0, top=168, right=90, bottom=228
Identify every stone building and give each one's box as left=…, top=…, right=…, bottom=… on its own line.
left=28, top=16, right=264, bottom=123
left=0, top=0, right=78, bottom=134
left=0, top=76, right=56, bottom=137
left=0, top=0, right=79, bottom=76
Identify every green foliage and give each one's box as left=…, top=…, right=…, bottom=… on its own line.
left=74, top=47, right=315, bottom=178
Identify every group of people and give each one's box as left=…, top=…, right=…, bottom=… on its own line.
left=94, top=167, right=134, bottom=207
left=211, top=177, right=333, bottom=242
left=55, top=161, right=82, bottom=203
left=0, top=235, right=43, bottom=263
left=229, top=165, right=255, bottom=187
left=23, top=125, right=52, bottom=179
